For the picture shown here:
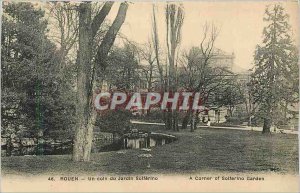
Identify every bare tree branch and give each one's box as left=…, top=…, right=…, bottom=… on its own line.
left=91, top=2, right=114, bottom=40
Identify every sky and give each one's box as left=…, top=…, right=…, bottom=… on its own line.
left=106, top=0, right=299, bottom=72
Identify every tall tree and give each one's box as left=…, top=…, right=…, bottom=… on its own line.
left=178, top=23, right=219, bottom=131
left=252, top=4, right=299, bottom=133
left=1, top=3, right=75, bottom=139
left=73, top=2, right=128, bottom=161
left=165, top=3, right=184, bottom=131
left=152, top=5, right=164, bottom=89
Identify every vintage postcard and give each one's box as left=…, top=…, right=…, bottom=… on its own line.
left=1, top=0, right=299, bottom=192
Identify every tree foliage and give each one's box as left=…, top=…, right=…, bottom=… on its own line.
left=103, top=43, right=141, bottom=91
left=252, top=4, right=299, bottom=133
left=1, top=3, right=76, bottom=139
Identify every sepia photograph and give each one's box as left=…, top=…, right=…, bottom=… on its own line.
left=1, top=0, right=299, bottom=192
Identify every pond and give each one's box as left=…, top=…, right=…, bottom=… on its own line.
left=1, top=131, right=177, bottom=157
left=1, top=142, right=122, bottom=157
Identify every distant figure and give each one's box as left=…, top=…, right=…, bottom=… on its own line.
left=207, top=118, right=211, bottom=127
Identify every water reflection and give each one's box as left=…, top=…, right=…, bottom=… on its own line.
left=1, top=141, right=123, bottom=157
left=1, top=132, right=177, bottom=157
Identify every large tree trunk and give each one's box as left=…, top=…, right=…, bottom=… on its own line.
left=73, top=3, right=93, bottom=162
left=262, top=117, right=271, bottom=134
left=164, top=4, right=184, bottom=131
left=73, top=2, right=128, bottom=162
left=262, top=99, right=272, bottom=134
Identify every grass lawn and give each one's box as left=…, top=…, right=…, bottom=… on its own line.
left=1, top=126, right=298, bottom=176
